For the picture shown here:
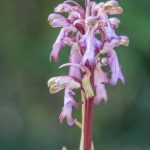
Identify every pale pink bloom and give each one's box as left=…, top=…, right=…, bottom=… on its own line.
left=54, top=1, right=85, bottom=18
left=59, top=87, right=78, bottom=126
left=48, top=13, right=69, bottom=28
left=97, top=12, right=119, bottom=41
left=95, top=1, right=123, bottom=42
left=102, top=42, right=125, bottom=85
left=95, top=0, right=123, bottom=15
left=50, top=26, right=77, bottom=62
left=108, top=50, right=125, bottom=85
left=94, top=62, right=108, bottom=105
left=69, top=43, right=82, bottom=79
left=47, top=0, right=129, bottom=126
left=79, top=27, right=101, bottom=67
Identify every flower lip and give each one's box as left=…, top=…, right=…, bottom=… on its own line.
left=59, top=101, right=74, bottom=126
left=94, top=63, right=108, bottom=105
left=59, top=87, right=78, bottom=126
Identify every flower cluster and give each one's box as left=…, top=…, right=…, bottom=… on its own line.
left=47, top=0, right=129, bottom=126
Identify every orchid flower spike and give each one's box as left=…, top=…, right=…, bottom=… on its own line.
left=47, top=0, right=129, bottom=127
left=47, top=0, right=129, bottom=149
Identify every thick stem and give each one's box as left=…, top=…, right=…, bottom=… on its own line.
left=83, top=69, right=94, bottom=150
left=84, top=97, right=94, bottom=150
left=80, top=90, right=94, bottom=150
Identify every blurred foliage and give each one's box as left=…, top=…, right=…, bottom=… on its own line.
left=0, top=0, right=150, bottom=150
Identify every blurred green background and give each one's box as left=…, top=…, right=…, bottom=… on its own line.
left=0, top=0, right=150, bottom=150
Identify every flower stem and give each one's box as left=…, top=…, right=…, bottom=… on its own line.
left=84, top=97, right=94, bottom=150
left=79, top=91, right=86, bottom=150
left=83, top=69, right=94, bottom=150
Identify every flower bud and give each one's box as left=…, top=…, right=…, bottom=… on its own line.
left=120, top=36, right=129, bottom=46
left=109, top=17, right=120, bottom=28
left=103, top=0, right=123, bottom=15
left=85, top=16, right=97, bottom=26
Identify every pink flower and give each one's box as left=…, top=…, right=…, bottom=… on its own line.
left=50, top=26, right=77, bottom=62
left=48, top=13, right=69, bottom=28
left=59, top=87, right=78, bottom=126
left=108, top=50, right=125, bottom=85
left=69, top=43, right=82, bottom=79
left=94, top=62, right=108, bottom=105
left=54, top=1, right=85, bottom=18
left=47, top=0, right=129, bottom=126
left=102, top=0, right=123, bottom=15
left=79, top=27, right=101, bottom=67
left=102, top=42, right=125, bottom=86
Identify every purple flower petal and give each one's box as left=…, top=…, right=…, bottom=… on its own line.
left=48, top=13, right=69, bottom=28
left=102, top=42, right=125, bottom=85
left=50, top=27, right=77, bottom=62
left=51, top=19, right=70, bottom=28
left=97, top=13, right=119, bottom=41
left=50, top=43, right=62, bottom=63
left=59, top=101, right=74, bottom=126
left=69, top=43, right=82, bottom=79
left=108, top=50, right=125, bottom=86
left=59, top=87, right=78, bottom=126
left=80, top=29, right=102, bottom=67
left=94, top=62, right=108, bottom=105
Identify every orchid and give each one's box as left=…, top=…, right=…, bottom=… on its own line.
left=47, top=0, right=129, bottom=150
